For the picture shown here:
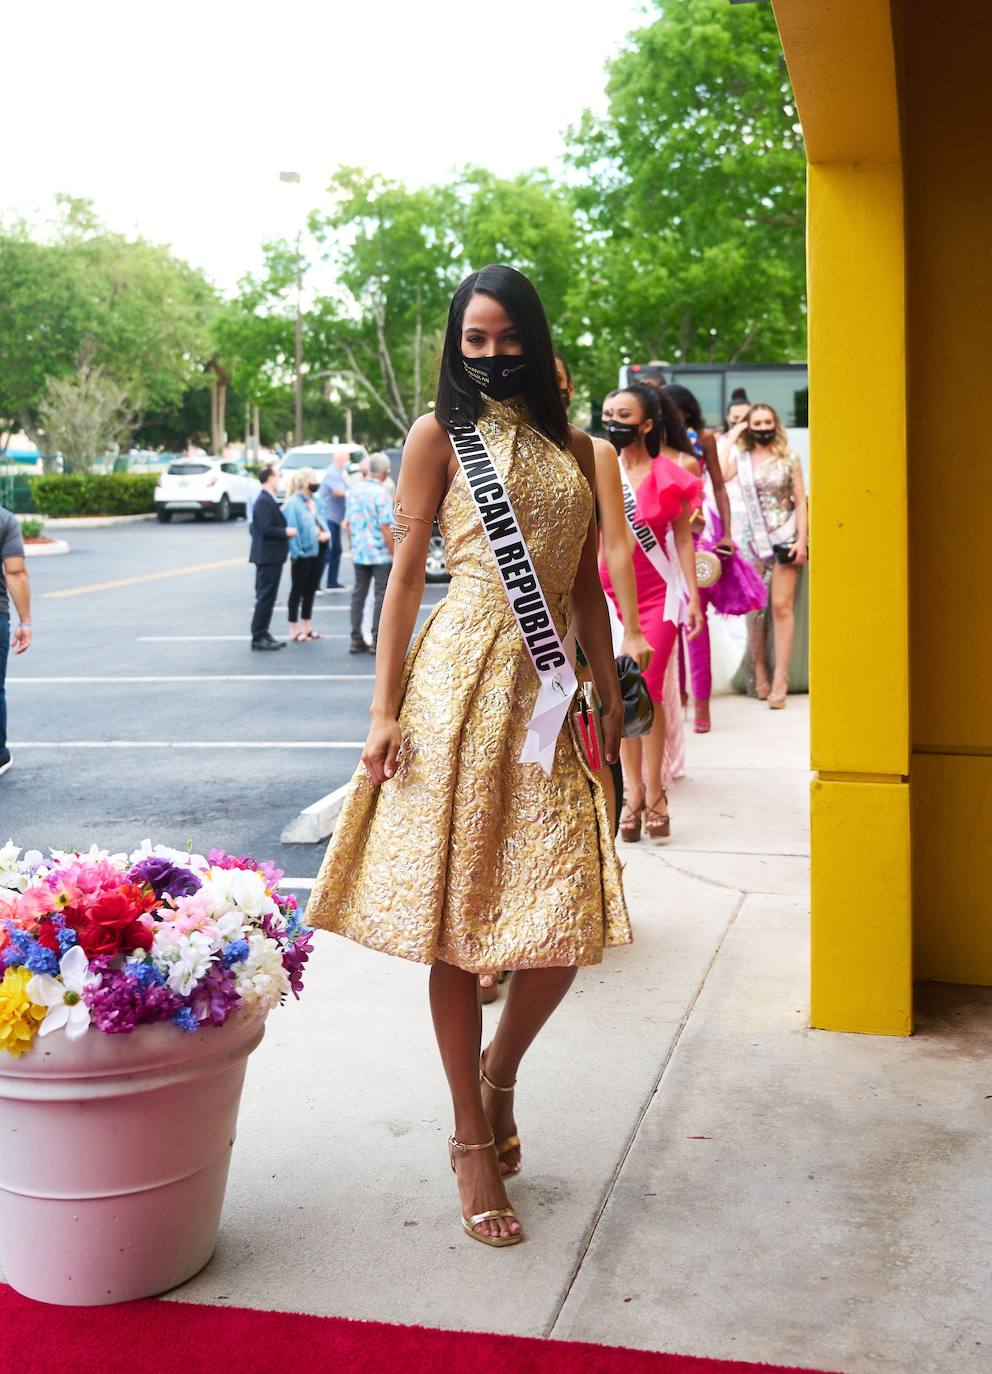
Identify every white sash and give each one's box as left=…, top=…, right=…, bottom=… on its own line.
left=736, top=449, right=797, bottom=561
left=617, top=457, right=687, bottom=626
left=448, top=422, right=578, bottom=776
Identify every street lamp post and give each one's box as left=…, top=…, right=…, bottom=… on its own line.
left=280, top=171, right=304, bottom=446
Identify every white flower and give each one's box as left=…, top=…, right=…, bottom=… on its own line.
left=232, top=933, right=290, bottom=1011
left=203, top=867, right=270, bottom=919
left=152, top=929, right=217, bottom=996
left=0, top=840, right=29, bottom=891
left=128, top=839, right=209, bottom=874
left=26, top=946, right=100, bottom=1040
left=214, top=911, right=250, bottom=945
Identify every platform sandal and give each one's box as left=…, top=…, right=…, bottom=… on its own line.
left=619, top=803, right=642, bottom=843
left=448, top=1135, right=524, bottom=1248
left=480, top=1052, right=521, bottom=1176
left=644, top=791, right=671, bottom=840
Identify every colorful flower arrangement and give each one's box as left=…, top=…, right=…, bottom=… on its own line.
left=0, top=840, right=313, bottom=1059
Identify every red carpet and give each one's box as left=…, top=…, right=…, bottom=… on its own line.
left=0, top=1284, right=842, bottom=1374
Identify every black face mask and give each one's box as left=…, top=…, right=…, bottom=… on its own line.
left=749, top=428, right=776, bottom=447
left=605, top=421, right=641, bottom=452
left=308, top=483, right=320, bottom=493
left=462, top=353, right=528, bottom=401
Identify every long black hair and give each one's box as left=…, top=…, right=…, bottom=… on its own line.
left=434, top=264, right=570, bottom=449
left=607, top=382, right=693, bottom=458
left=662, top=383, right=704, bottom=436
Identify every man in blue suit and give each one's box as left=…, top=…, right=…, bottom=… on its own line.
left=249, top=465, right=297, bottom=651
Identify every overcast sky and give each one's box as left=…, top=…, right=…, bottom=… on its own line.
left=5, top=0, right=650, bottom=291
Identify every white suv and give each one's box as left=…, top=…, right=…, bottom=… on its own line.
left=154, top=459, right=256, bottom=523
left=276, top=443, right=369, bottom=502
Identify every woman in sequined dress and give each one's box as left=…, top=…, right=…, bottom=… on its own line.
left=306, top=266, right=630, bottom=1248
left=721, top=403, right=808, bottom=708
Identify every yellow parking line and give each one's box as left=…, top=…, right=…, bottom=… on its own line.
left=44, top=556, right=248, bottom=599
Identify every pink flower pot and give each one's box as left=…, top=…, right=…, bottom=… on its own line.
left=0, top=1010, right=266, bottom=1305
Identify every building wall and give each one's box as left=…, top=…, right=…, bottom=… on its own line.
left=896, top=0, right=992, bottom=985
left=775, top=0, right=992, bottom=1031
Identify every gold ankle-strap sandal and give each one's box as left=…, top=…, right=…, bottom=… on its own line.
left=447, top=1135, right=524, bottom=1248
left=480, top=1054, right=522, bottom=1176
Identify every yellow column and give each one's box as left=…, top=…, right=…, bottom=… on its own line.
left=773, top=1, right=912, bottom=1034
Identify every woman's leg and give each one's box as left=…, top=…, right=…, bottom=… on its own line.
left=481, top=966, right=578, bottom=1175
left=287, top=559, right=306, bottom=636
left=769, top=564, right=800, bottom=696
left=748, top=560, right=771, bottom=696
left=642, top=618, right=679, bottom=816
left=300, top=555, right=322, bottom=632
left=429, top=959, right=521, bottom=1240
left=620, top=736, right=645, bottom=812
left=688, top=599, right=712, bottom=726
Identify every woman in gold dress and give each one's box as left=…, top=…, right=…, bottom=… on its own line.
left=306, top=266, right=630, bottom=1248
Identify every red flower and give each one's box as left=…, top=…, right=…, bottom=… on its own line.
left=72, top=883, right=157, bottom=959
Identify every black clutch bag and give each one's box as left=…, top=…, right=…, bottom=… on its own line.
left=615, top=654, right=654, bottom=738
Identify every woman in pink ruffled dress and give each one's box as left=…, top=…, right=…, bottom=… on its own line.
left=599, top=384, right=703, bottom=841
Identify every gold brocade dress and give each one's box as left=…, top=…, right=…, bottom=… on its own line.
left=304, top=397, right=632, bottom=972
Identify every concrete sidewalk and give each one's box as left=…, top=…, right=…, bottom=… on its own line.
left=163, top=693, right=989, bottom=1373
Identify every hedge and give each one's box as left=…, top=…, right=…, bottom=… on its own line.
left=31, top=474, right=159, bottom=517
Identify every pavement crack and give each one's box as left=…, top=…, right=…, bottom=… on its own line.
left=544, top=890, right=747, bottom=1340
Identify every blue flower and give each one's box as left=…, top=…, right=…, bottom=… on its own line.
left=128, top=959, right=166, bottom=988
left=172, top=1006, right=199, bottom=1033
left=2, top=924, right=59, bottom=976
left=222, top=939, right=250, bottom=969
left=51, top=913, right=78, bottom=954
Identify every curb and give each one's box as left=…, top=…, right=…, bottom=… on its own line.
left=28, top=513, right=156, bottom=529
left=24, top=539, right=71, bottom=557
left=281, top=780, right=353, bottom=844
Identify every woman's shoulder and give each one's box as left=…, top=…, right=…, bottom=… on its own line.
left=407, top=412, right=452, bottom=450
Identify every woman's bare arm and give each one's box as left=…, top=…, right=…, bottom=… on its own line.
left=700, top=429, right=733, bottom=551
left=791, top=456, right=809, bottom=565
left=592, top=436, right=653, bottom=669
left=362, top=414, right=453, bottom=783
left=568, top=428, right=622, bottom=764
left=671, top=506, right=704, bottom=640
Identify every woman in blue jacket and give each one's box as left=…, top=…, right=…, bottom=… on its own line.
left=283, top=470, right=330, bottom=642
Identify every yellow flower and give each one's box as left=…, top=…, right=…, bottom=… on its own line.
left=0, top=966, right=47, bottom=1058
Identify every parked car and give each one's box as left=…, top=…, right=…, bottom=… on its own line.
left=154, top=459, right=255, bottom=522
left=276, top=443, right=369, bottom=502
left=387, top=444, right=449, bottom=584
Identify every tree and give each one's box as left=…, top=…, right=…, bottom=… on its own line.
left=566, top=0, right=806, bottom=400
left=0, top=197, right=216, bottom=451
left=308, top=168, right=463, bottom=436
left=38, top=347, right=138, bottom=472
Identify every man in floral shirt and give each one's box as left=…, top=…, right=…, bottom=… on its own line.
left=344, top=454, right=394, bottom=654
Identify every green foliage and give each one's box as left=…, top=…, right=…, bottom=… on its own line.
left=31, top=474, right=159, bottom=517
left=566, top=0, right=806, bottom=401
left=19, top=517, right=45, bottom=539
left=0, top=198, right=216, bottom=448
left=38, top=353, right=137, bottom=472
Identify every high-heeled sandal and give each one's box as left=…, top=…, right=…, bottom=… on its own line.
left=644, top=791, right=671, bottom=840
left=768, top=691, right=787, bottom=710
left=479, top=970, right=507, bottom=1005
left=755, top=678, right=771, bottom=701
left=619, top=803, right=642, bottom=843
left=480, top=1053, right=521, bottom=1176
left=448, top=1135, right=524, bottom=1248
left=693, top=701, right=711, bottom=734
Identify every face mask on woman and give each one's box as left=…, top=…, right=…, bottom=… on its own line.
left=605, top=421, right=641, bottom=452
left=749, top=428, right=776, bottom=447
left=462, top=354, right=528, bottom=401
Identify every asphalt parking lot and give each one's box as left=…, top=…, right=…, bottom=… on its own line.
left=1, top=518, right=446, bottom=881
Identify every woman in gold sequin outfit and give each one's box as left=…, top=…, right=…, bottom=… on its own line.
left=721, top=403, right=808, bottom=708
left=306, top=266, right=630, bottom=1248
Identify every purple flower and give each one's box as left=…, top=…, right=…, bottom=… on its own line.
left=282, top=927, right=313, bottom=999
left=128, top=856, right=202, bottom=900
left=84, top=959, right=183, bottom=1033
left=190, top=963, right=242, bottom=1027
